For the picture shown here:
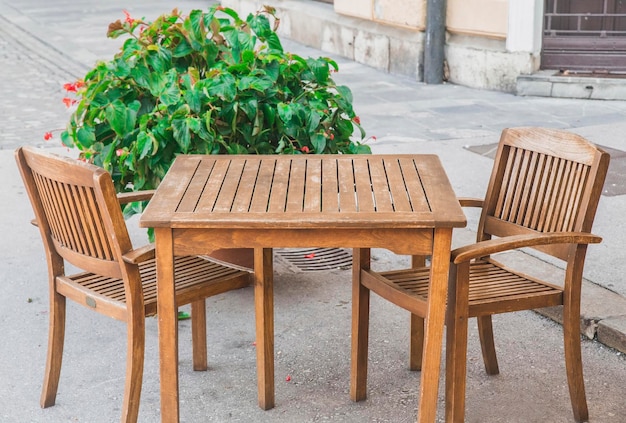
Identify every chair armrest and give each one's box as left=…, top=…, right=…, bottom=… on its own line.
left=117, top=190, right=156, bottom=205
left=451, top=232, right=602, bottom=264
left=122, top=243, right=156, bottom=264
left=458, top=197, right=484, bottom=208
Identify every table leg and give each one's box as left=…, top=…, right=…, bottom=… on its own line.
left=417, top=228, right=453, bottom=423
left=155, top=228, right=179, bottom=423
left=254, top=247, right=274, bottom=410
left=410, top=255, right=427, bottom=371
left=350, top=248, right=371, bottom=401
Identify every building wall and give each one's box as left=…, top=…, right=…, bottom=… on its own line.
left=221, top=0, right=544, bottom=93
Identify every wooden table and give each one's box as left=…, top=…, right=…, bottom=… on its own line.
left=139, top=154, right=466, bottom=422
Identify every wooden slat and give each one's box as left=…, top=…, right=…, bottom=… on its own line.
left=368, top=157, right=394, bottom=212
left=232, top=159, right=261, bottom=213
left=213, top=159, right=245, bottom=212
left=286, top=159, right=306, bottom=212
left=177, top=158, right=215, bottom=213
left=384, top=158, right=413, bottom=212
left=321, top=157, right=339, bottom=213
left=337, top=157, right=357, bottom=212
left=303, top=158, right=322, bottom=213
left=400, top=157, right=429, bottom=212
left=249, top=159, right=276, bottom=213
left=522, top=153, right=545, bottom=229
left=196, top=158, right=228, bottom=212
left=83, top=186, right=111, bottom=260
left=267, top=159, right=290, bottom=213
left=352, top=158, right=375, bottom=212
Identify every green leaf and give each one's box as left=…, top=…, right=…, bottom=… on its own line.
left=239, top=75, right=274, bottom=92
left=208, top=73, right=237, bottom=101
left=146, top=45, right=172, bottom=73
left=248, top=14, right=272, bottom=38
left=60, top=130, right=75, bottom=148
left=136, top=131, right=153, bottom=159
left=310, top=133, right=326, bottom=153
left=172, top=118, right=191, bottom=151
left=265, top=33, right=283, bottom=52
left=306, top=58, right=330, bottom=84
left=159, top=81, right=181, bottom=106
left=277, top=102, right=292, bottom=123
left=77, top=126, right=96, bottom=148
left=172, top=39, right=193, bottom=57
left=239, top=98, right=258, bottom=120
left=184, top=9, right=207, bottom=49
left=105, top=100, right=140, bottom=137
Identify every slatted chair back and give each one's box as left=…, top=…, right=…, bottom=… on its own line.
left=478, top=127, right=610, bottom=261
left=16, top=147, right=131, bottom=280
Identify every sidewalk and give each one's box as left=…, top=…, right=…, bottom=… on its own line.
left=1, top=1, right=625, bottom=422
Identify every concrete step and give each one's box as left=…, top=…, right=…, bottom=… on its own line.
left=517, top=70, right=626, bottom=100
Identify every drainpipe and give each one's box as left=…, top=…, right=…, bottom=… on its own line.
left=424, top=0, right=447, bottom=84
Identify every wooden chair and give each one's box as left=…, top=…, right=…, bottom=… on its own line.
left=351, top=127, right=610, bottom=422
left=15, top=146, right=251, bottom=423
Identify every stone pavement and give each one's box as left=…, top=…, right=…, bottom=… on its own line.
left=1, top=1, right=625, bottom=422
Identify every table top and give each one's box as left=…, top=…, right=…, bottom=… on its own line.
left=139, top=154, right=466, bottom=230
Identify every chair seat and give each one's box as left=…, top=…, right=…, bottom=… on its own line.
left=378, top=258, right=563, bottom=316
left=57, top=256, right=250, bottom=319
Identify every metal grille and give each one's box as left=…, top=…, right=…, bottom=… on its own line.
left=276, top=248, right=352, bottom=272
left=542, top=0, right=626, bottom=71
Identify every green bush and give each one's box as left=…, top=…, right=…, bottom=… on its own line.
left=61, top=5, right=369, bottom=217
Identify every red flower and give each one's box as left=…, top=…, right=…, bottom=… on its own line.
left=329, top=133, right=335, bottom=140
left=62, top=97, right=76, bottom=108
left=64, top=80, right=85, bottom=92
left=353, top=116, right=361, bottom=125
left=285, top=375, right=292, bottom=382
left=43, top=132, right=53, bottom=141
left=63, top=82, right=77, bottom=92
left=301, top=146, right=310, bottom=154
left=123, top=9, right=135, bottom=24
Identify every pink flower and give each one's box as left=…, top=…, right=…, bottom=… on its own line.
left=43, top=132, right=53, bottom=141
left=353, top=116, right=361, bottom=125
left=301, top=146, right=310, bottom=154
left=116, top=149, right=124, bottom=157
left=123, top=9, right=135, bottom=24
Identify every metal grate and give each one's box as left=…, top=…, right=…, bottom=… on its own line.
left=542, top=0, right=626, bottom=71
left=276, top=248, right=352, bottom=272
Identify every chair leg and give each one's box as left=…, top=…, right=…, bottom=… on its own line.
left=445, top=262, right=470, bottom=423
left=350, top=248, right=371, bottom=402
left=563, top=304, right=589, bottom=422
left=477, top=315, right=500, bottom=375
left=40, top=292, right=66, bottom=408
left=121, top=311, right=145, bottom=423
left=191, top=300, right=208, bottom=371
left=409, top=314, right=424, bottom=371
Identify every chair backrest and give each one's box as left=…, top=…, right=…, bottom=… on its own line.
left=15, top=146, right=132, bottom=279
left=477, top=127, right=610, bottom=261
